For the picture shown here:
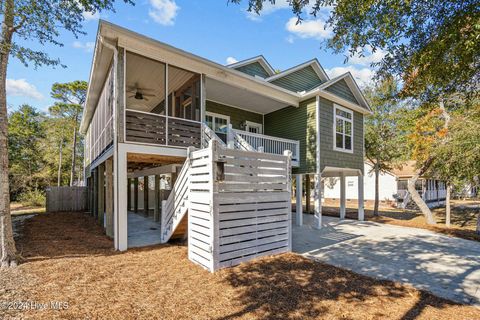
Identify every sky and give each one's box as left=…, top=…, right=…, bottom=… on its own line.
left=6, top=0, right=383, bottom=112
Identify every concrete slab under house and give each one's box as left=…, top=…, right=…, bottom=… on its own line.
left=80, top=20, right=371, bottom=272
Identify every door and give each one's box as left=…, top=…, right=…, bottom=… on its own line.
left=205, top=112, right=230, bottom=143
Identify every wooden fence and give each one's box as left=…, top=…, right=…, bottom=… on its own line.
left=187, top=141, right=292, bottom=272
left=46, top=186, right=88, bottom=213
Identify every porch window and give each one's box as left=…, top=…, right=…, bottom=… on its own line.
left=206, top=112, right=230, bottom=143
left=334, top=104, right=353, bottom=153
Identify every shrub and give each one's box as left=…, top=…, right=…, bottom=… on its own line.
left=19, top=189, right=45, bottom=207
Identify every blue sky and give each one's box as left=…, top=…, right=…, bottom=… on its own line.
left=6, top=0, right=381, bottom=112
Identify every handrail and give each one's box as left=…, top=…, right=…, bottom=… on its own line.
left=201, top=123, right=226, bottom=148
left=232, top=128, right=300, bottom=162
left=161, top=151, right=191, bottom=243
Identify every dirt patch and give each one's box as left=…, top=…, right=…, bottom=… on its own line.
left=1, top=212, right=479, bottom=319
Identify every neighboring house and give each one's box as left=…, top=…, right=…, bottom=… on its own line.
left=323, top=161, right=447, bottom=208
left=80, top=21, right=371, bottom=272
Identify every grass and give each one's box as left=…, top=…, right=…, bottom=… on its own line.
left=10, top=202, right=45, bottom=216
left=1, top=212, right=479, bottom=319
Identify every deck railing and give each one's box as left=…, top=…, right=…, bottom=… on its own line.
left=232, top=128, right=300, bottom=166
left=125, top=109, right=201, bottom=148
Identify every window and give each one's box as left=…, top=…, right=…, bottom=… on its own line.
left=205, top=112, right=230, bottom=143
left=334, top=104, right=353, bottom=153
left=245, top=121, right=263, bottom=134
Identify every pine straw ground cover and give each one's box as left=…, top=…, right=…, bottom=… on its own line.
left=1, top=213, right=479, bottom=319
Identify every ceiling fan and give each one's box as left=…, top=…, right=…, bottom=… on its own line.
left=127, top=84, right=156, bottom=101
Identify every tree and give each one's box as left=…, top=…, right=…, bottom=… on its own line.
left=234, top=0, right=479, bottom=100
left=364, top=78, right=404, bottom=216
left=50, top=81, right=88, bottom=186
left=7, top=105, right=46, bottom=199
left=0, top=0, right=134, bottom=268
left=428, top=102, right=480, bottom=230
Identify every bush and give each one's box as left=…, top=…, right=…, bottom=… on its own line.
left=18, top=189, right=46, bottom=207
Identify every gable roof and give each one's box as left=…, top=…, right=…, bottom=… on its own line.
left=302, top=72, right=371, bottom=113
left=227, top=55, right=275, bottom=78
left=267, top=58, right=328, bottom=82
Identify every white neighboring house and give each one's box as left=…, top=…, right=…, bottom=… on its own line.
left=323, top=161, right=447, bottom=208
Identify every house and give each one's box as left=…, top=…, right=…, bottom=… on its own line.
left=80, top=21, right=371, bottom=272
left=323, top=161, right=447, bottom=208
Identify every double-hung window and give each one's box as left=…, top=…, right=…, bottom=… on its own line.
left=334, top=105, right=353, bottom=153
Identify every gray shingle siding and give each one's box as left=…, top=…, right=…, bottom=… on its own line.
left=234, top=62, right=270, bottom=78
left=318, top=97, right=364, bottom=174
left=325, top=79, right=359, bottom=105
left=270, top=66, right=323, bottom=93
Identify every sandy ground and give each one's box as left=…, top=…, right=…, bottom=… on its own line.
left=1, top=212, right=479, bottom=319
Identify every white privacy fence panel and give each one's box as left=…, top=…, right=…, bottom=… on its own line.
left=188, top=140, right=292, bottom=272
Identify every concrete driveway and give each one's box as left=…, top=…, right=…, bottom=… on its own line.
left=293, top=214, right=480, bottom=306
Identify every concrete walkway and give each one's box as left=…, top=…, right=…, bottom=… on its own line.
left=128, top=212, right=162, bottom=248
left=293, top=214, right=480, bottom=306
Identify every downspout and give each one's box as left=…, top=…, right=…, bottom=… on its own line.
left=99, top=36, right=119, bottom=249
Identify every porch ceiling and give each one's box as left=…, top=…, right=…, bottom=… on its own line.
left=206, top=77, right=293, bottom=114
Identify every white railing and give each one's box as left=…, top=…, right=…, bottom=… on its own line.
left=231, top=128, right=300, bottom=166
left=160, top=150, right=192, bottom=243
left=201, top=123, right=226, bottom=148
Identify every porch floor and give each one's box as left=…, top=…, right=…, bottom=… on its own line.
left=128, top=212, right=162, bottom=248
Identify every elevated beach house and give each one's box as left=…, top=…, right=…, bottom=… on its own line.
left=81, top=21, right=371, bottom=272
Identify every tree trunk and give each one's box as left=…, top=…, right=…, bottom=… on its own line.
left=408, top=176, right=436, bottom=225
left=0, top=0, right=18, bottom=268
left=373, top=161, right=380, bottom=216
left=69, top=113, right=78, bottom=186
left=446, top=183, right=451, bottom=227
left=57, top=141, right=63, bottom=187
left=477, top=213, right=480, bottom=235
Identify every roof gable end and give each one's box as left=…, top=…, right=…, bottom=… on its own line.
left=227, top=56, right=275, bottom=78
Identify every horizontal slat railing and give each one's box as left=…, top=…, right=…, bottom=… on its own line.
left=125, top=110, right=201, bottom=148
left=232, top=129, right=300, bottom=165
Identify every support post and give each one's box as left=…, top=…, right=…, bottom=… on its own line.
left=127, top=178, right=132, bottom=211
left=93, top=168, right=98, bottom=219
left=115, top=145, right=128, bottom=251
left=305, top=174, right=311, bottom=213
left=144, top=176, right=149, bottom=216
left=340, top=173, right=346, bottom=220
left=98, top=163, right=105, bottom=226
left=358, top=174, right=364, bottom=221
left=134, top=177, right=139, bottom=213
left=106, top=158, right=114, bottom=237
left=296, top=174, right=303, bottom=226
left=154, top=175, right=160, bottom=222
left=313, top=173, right=322, bottom=229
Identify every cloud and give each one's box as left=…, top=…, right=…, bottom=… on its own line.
left=325, top=66, right=375, bottom=88
left=285, top=35, right=295, bottom=44
left=82, top=11, right=100, bottom=21
left=148, top=0, right=179, bottom=26
left=73, top=41, right=95, bottom=53
left=349, top=45, right=386, bottom=66
left=6, top=79, right=44, bottom=100
left=226, top=57, right=238, bottom=65
left=285, top=17, right=332, bottom=40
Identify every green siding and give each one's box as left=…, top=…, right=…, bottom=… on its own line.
left=318, top=97, right=364, bottom=173
left=206, top=100, right=263, bottom=130
left=265, top=97, right=364, bottom=174
left=264, top=98, right=317, bottom=174
left=234, top=62, right=270, bottom=78
left=325, top=79, right=359, bottom=105
left=270, top=66, right=322, bottom=93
